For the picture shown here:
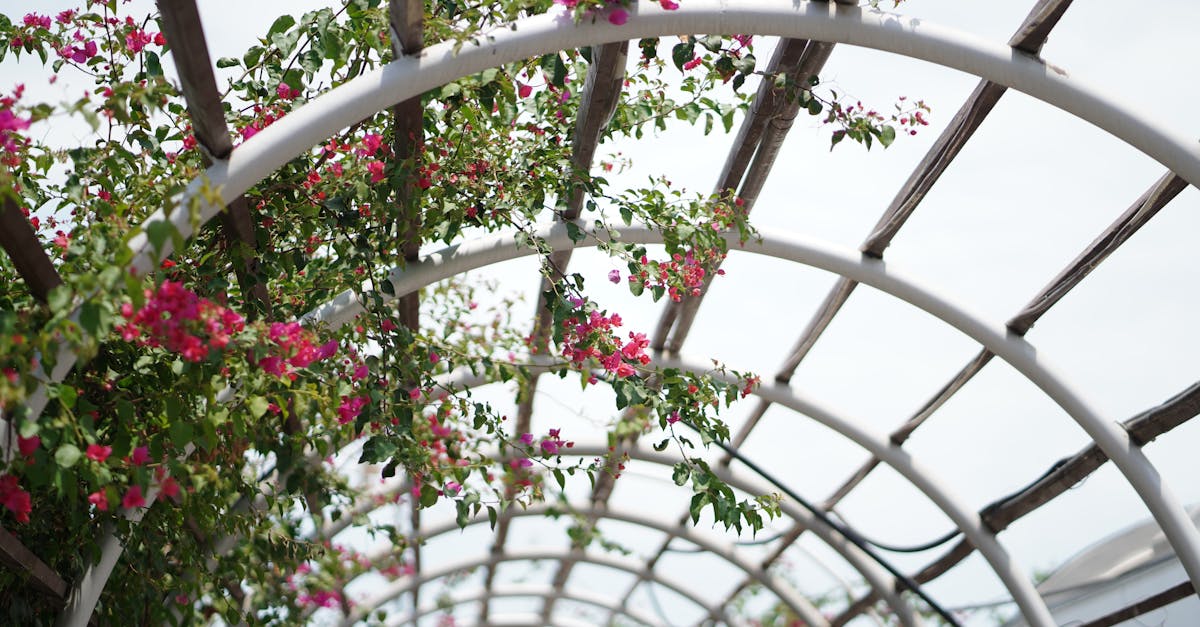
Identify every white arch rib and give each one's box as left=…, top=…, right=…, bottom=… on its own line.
left=345, top=504, right=825, bottom=626
left=344, top=546, right=728, bottom=625
left=387, top=584, right=665, bottom=627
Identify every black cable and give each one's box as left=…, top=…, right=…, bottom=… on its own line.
left=664, top=531, right=787, bottom=554
left=842, top=455, right=1077, bottom=554
left=644, top=580, right=674, bottom=626
left=688, top=429, right=963, bottom=627
left=828, top=513, right=961, bottom=554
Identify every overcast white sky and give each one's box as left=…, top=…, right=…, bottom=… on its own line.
left=8, top=1, right=1200, bottom=625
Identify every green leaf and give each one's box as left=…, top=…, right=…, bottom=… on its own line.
left=689, top=492, right=708, bottom=524
left=552, top=53, right=568, bottom=88
left=145, top=51, right=163, bottom=77
left=47, top=285, right=72, bottom=314
left=879, top=125, right=897, bottom=148
left=57, top=384, right=77, bottom=409
left=553, top=468, right=566, bottom=491
left=671, top=42, right=695, bottom=72
left=248, top=396, right=270, bottom=419
left=699, top=35, right=723, bottom=53
left=672, top=463, right=691, bottom=486
left=564, top=221, right=584, bottom=243
left=439, top=82, right=462, bottom=99
left=455, top=500, right=470, bottom=528
left=79, top=301, right=102, bottom=336
left=419, top=484, right=439, bottom=508
left=168, top=420, right=192, bottom=448
left=732, top=53, right=756, bottom=75
left=146, top=220, right=173, bottom=253
left=55, top=444, right=81, bottom=469
left=267, top=14, right=296, bottom=37
left=487, top=506, right=498, bottom=530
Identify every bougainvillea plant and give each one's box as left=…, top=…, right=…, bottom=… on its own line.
left=0, top=0, right=923, bottom=623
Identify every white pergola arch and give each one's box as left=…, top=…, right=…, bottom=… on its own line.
left=387, top=584, right=667, bottom=627
left=339, top=437, right=927, bottom=627
left=342, top=546, right=730, bottom=625
left=31, top=2, right=1198, bottom=625
left=346, top=503, right=828, bottom=626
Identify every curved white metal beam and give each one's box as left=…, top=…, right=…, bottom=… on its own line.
left=350, top=502, right=825, bottom=624
left=342, top=546, right=728, bottom=626
left=387, top=583, right=663, bottom=627
left=308, top=222, right=1200, bottom=621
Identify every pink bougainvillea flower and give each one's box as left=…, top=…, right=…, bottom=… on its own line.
left=608, top=8, right=628, bottom=25
left=615, top=362, right=637, bottom=378
left=540, top=439, right=560, bottom=455
left=443, top=481, right=461, bottom=495
left=86, top=443, right=112, bottom=463
left=683, top=55, right=704, bottom=71
left=359, top=133, right=383, bottom=156
left=659, top=0, right=680, bottom=9
left=159, top=477, right=180, bottom=499
left=87, top=490, right=109, bottom=511
left=517, top=83, right=532, bottom=98
left=608, top=269, right=621, bottom=284
left=129, top=446, right=150, bottom=466
left=122, top=485, right=146, bottom=509
left=367, top=160, right=385, bottom=183
left=125, top=29, right=152, bottom=53
left=0, top=476, right=32, bottom=523
left=16, top=435, right=39, bottom=457
left=337, top=395, right=368, bottom=424
left=519, top=432, right=534, bottom=446
left=23, top=14, right=51, bottom=30
left=276, top=83, right=300, bottom=100
left=317, top=340, right=339, bottom=360
left=429, top=351, right=440, bottom=364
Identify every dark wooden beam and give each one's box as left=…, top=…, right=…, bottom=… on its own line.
left=0, top=194, right=63, bottom=304
left=386, top=1, right=426, bottom=616
left=1078, top=581, right=1195, bottom=627
left=156, top=0, right=269, bottom=313
left=155, top=0, right=232, bottom=159
left=1009, top=0, right=1076, bottom=54
left=0, top=524, right=67, bottom=600
left=1008, top=173, right=1186, bottom=334
left=389, top=0, right=425, bottom=332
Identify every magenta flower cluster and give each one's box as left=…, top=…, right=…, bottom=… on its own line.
left=118, top=281, right=246, bottom=363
